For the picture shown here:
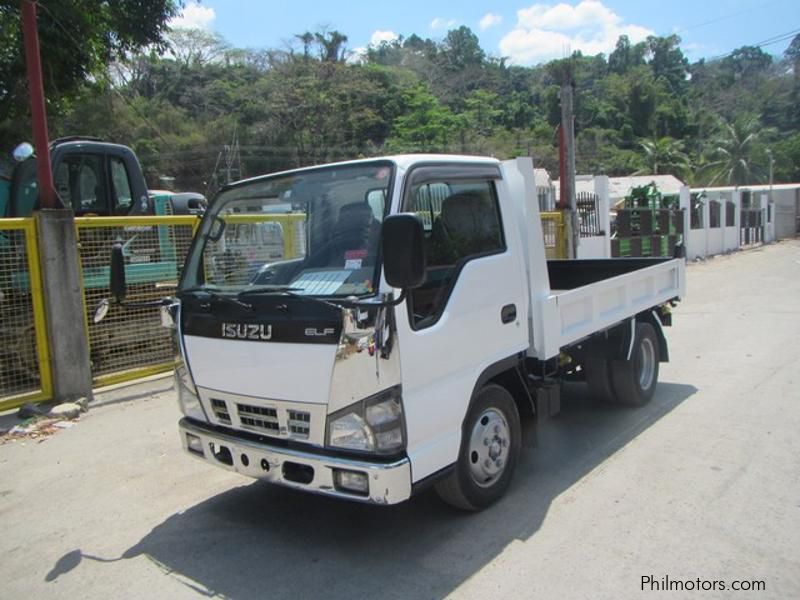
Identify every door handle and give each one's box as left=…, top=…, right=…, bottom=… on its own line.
left=501, top=304, right=516, bottom=324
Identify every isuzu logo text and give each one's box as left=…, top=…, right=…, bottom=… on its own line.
left=222, top=323, right=272, bottom=340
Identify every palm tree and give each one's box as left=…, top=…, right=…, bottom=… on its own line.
left=702, top=117, right=766, bottom=186
left=634, top=136, right=691, bottom=178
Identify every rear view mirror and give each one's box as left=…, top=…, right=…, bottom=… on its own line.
left=382, top=214, right=426, bottom=289
left=110, top=243, right=127, bottom=302
left=208, top=216, right=226, bottom=242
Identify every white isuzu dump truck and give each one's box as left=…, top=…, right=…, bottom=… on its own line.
left=110, top=155, right=685, bottom=510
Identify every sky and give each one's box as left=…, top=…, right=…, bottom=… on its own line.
left=170, top=0, right=799, bottom=65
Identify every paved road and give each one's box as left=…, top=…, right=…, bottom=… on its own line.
left=1, top=240, right=799, bottom=600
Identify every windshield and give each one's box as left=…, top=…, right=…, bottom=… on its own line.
left=180, top=161, right=393, bottom=298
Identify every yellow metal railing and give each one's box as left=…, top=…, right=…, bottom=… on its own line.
left=74, top=213, right=305, bottom=387
left=74, top=216, right=199, bottom=386
left=541, top=211, right=568, bottom=259
left=0, top=218, right=52, bottom=410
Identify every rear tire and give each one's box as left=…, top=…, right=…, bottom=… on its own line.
left=584, top=358, right=616, bottom=403
left=435, top=384, right=521, bottom=511
left=611, top=322, right=660, bottom=406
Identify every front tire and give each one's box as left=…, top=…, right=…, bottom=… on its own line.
left=611, top=322, right=660, bottom=406
left=435, top=384, right=521, bottom=511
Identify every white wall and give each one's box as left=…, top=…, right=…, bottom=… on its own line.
left=576, top=175, right=611, bottom=259
left=774, top=189, right=798, bottom=240
left=723, top=191, right=740, bottom=252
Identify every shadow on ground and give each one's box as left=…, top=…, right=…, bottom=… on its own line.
left=49, top=381, right=696, bottom=598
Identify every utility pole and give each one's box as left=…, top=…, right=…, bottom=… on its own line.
left=22, top=0, right=93, bottom=403
left=767, top=148, right=774, bottom=204
left=21, top=0, right=57, bottom=208
left=560, top=76, right=578, bottom=258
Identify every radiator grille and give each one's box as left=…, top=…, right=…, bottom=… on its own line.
left=237, top=403, right=279, bottom=433
left=288, top=410, right=311, bottom=439
left=211, top=398, right=231, bottom=424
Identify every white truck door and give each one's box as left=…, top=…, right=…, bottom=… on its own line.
left=395, top=164, right=529, bottom=482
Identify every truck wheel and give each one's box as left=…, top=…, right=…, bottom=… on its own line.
left=435, top=384, right=521, bottom=511
left=611, top=323, right=659, bottom=406
left=584, top=358, right=616, bottom=403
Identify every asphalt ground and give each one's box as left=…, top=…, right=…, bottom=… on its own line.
left=1, top=239, right=798, bottom=599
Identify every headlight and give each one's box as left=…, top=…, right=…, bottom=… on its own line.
left=327, top=386, right=405, bottom=454
left=175, top=359, right=207, bottom=422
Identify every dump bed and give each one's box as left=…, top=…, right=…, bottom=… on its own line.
left=529, top=258, right=685, bottom=360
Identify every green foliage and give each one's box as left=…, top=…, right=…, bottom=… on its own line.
left=634, top=137, right=690, bottom=178
left=701, top=117, right=771, bottom=186
left=2, top=15, right=798, bottom=190
left=0, top=0, right=181, bottom=145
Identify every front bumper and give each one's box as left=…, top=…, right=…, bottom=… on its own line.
left=179, top=418, right=412, bottom=505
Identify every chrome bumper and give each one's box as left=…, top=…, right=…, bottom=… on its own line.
left=179, top=419, right=412, bottom=505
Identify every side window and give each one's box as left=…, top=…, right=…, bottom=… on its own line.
left=110, top=157, right=133, bottom=213
left=54, top=163, right=71, bottom=206
left=405, top=178, right=505, bottom=329
left=54, top=154, right=106, bottom=214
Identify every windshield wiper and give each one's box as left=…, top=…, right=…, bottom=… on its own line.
left=178, top=286, right=253, bottom=310
left=237, top=285, right=357, bottom=311
left=237, top=285, right=305, bottom=297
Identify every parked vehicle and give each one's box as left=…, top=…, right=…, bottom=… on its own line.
left=1, top=137, right=205, bottom=218
left=109, top=155, right=685, bottom=510
left=0, top=138, right=207, bottom=384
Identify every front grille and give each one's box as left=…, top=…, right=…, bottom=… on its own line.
left=211, top=399, right=231, bottom=424
left=237, top=403, right=279, bottom=433
left=287, top=410, right=311, bottom=439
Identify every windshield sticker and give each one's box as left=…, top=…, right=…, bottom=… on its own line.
left=345, top=259, right=362, bottom=270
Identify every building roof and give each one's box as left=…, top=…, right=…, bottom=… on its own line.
left=555, top=174, right=686, bottom=202
left=534, top=168, right=553, bottom=188
left=693, top=183, right=800, bottom=193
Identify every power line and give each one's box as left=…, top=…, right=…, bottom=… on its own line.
left=675, top=0, right=782, bottom=34
left=707, top=27, right=800, bottom=61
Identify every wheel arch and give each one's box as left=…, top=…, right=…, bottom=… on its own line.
left=465, top=353, right=533, bottom=430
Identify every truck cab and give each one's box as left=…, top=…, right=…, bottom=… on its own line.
left=2, top=138, right=205, bottom=218
left=166, top=155, right=684, bottom=509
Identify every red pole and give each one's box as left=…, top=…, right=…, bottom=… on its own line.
left=21, top=0, right=58, bottom=209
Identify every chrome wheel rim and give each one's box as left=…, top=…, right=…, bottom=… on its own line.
left=638, top=337, right=656, bottom=390
left=468, top=408, right=510, bottom=488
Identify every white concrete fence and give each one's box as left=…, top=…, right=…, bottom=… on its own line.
left=565, top=177, right=776, bottom=260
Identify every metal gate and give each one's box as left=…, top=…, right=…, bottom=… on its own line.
left=0, top=218, right=53, bottom=411
left=740, top=209, right=763, bottom=245
left=540, top=211, right=568, bottom=259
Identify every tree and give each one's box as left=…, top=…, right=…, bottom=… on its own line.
left=295, top=31, right=314, bottom=60
left=0, top=0, right=182, bottom=146
left=386, top=83, right=456, bottom=151
left=608, top=35, right=645, bottom=75
left=314, top=30, right=348, bottom=63
left=645, top=35, right=689, bottom=95
left=168, top=28, right=229, bottom=67
left=702, top=117, right=768, bottom=186
left=440, top=26, right=484, bottom=71
left=634, top=137, right=690, bottom=178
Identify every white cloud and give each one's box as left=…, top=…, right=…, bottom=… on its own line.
left=370, top=30, right=399, bottom=46
left=499, top=0, right=653, bottom=65
left=430, top=17, right=458, bottom=30
left=480, top=13, right=503, bottom=30
left=170, top=1, right=216, bottom=30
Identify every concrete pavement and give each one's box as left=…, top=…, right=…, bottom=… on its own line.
left=1, top=240, right=799, bottom=599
